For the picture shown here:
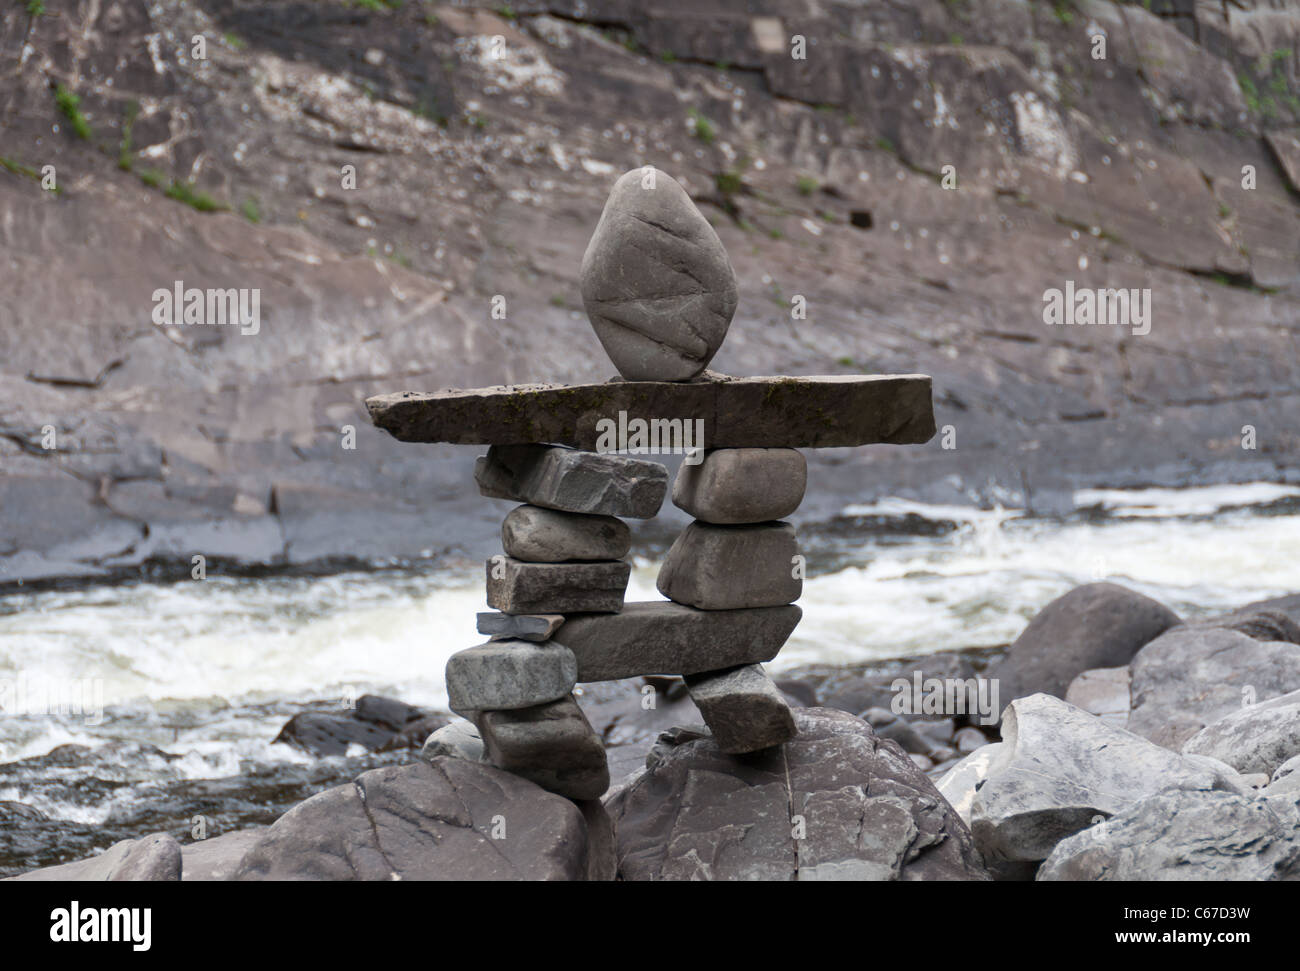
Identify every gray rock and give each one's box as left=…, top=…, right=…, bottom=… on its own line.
left=9, top=832, right=182, bottom=881
left=579, top=166, right=737, bottom=381
left=954, top=726, right=990, bottom=754
left=1128, top=627, right=1300, bottom=750
left=987, top=583, right=1180, bottom=706
left=971, top=694, right=1240, bottom=864
left=683, top=663, right=797, bottom=753
left=501, top=505, right=630, bottom=562
left=554, top=601, right=802, bottom=681
left=366, top=375, right=937, bottom=449
left=608, top=707, right=989, bottom=881
left=1182, top=688, right=1300, bottom=777
left=576, top=799, right=618, bottom=881
left=1038, top=790, right=1300, bottom=881
left=1266, top=754, right=1300, bottom=798
left=476, top=694, right=610, bottom=801
left=672, top=448, right=807, bottom=523
left=873, top=716, right=935, bottom=755
left=234, top=759, right=593, bottom=880
left=181, top=830, right=265, bottom=881
left=476, top=445, right=667, bottom=519
left=378, top=713, right=453, bottom=751
left=486, top=556, right=631, bottom=614
left=420, top=719, right=485, bottom=763
left=476, top=611, right=565, bottom=642
left=1063, top=665, right=1131, bottom=730
left=936, top=743, right=1006, bottom=826
left=272, top=694, right=433, bottom=756
left=445, top=639, right=577, bottom=715
left=656, top=521, right=800, bottom=609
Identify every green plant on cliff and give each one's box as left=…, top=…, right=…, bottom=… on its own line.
left=165, top=179, right=225, bottom=212
left=688, top=107, right=715, bottom=144
left=118, top=100, right=140, bottom=171
left=54, top=85, right=92, bottom=140
left=25, top=0, right=45, bottom=15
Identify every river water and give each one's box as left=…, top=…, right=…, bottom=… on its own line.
left=1, top=482, right=1298, bottom=872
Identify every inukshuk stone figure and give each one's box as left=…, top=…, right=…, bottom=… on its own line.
left=366, top=166, right=936, bottom=801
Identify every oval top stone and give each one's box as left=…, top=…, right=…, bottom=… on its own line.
left=580, top=167, right=738, bottom=381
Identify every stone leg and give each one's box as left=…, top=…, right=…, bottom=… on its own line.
left=684, top=663, right=797, bottom=754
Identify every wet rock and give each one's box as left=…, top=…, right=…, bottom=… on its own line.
left=987, top=583, right=1180, bottom=706
left=445, top=640, right=577, bottom=714
left=576, top=799, right=617, bottom=881
left=580, top=166, right=737, bottom=381
left=608, top=707, right=988, bottom=881
left=181, top=830, right=265, bottom=882
left=1039, top=790, right=1300, bottom=881
left=936, top=744, right=1005, bottom=826
left=475, top=445, right=667, bottom=519
left=553, top=601, right=801, bottom=681
left=234, top=758, right=592, bottom=880
left=486, top=556, right=630, bottom=614
left=476, top=695, right=610, bottom=801
left=420, top=719, right=485, bottom=763
left=476, top=611, right=565, bottom=642
left=501, top=505, right=630, bottom=562
left=1182, top=688, right=1300, bottom=777
left=1063, top=665, right=1131, bottom=730
left=378, top=714, right=451, bottom=751
left=1127, top=627, right=1300, bottom=749
left=954, top=727, right=990, bottom=754
left=1266, top=754, right=1300, bottom=798
left=657, top=521, right=800, bottom=609
left=683, top=663, right=797, bottom=754
left=8, top=832, right=182, bottom=882
left=672, top=448, right=806, bottom=523
left=970, top=694, right=1241, bottom=864
left=273, top=694, right=434, bottom=756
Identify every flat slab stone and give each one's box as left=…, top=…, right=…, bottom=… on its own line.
left=502, top=505, right=630, bottom=561
left=445, top=639, right=578, bottom=715
left=673, top=447, right=807, bottom=523
left=476, top=694, right=610, bottom=801
left=684, top=663, right=798, bottom=754
left=486, top=556, right=630, bottom=614
left=553, top=601, right=801, bottom=681
left=657, top=521, right=800, bottom=609
left=476, top=445, right=667, bottom=519
left=366, top=374, right=936, bottom=449
left=476, top=611, right=564, bottom=642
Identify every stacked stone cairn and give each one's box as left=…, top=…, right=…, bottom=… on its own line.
left=368, top=166, right=937, bottom=802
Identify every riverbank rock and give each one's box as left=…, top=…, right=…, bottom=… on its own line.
left=501, top=505, right=630, bottom=562
left=7, top=832, right=182, bottom=881
left=607, top=707, right=988, bottom=881
left=1182, top=688, right=1300, bottom=777
left=1063, top=666, right=1131, bottom=730
left=235, top=758, right=592, bottom=880
left=672, top=448, right=807, bottom=523
left=273, top=694, right=442, bottom=756
left=987, top=583, right=1180, bottom=706
left=970, top=694, right=1241, bottom=865
left=1038, top=790, right=1300, bottom=881
left=181, top=830, right=265, bottom=881
left=475, top=445, right=667, bottom=519
left=420, top=719, right=485, bottom=763
left=1127, top=627, right=1300, bottom=749
left=580, top=167, right=737, bottom=382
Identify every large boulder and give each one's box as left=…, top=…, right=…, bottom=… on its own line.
left=235, top=758, right=594, bottom=880
left=273, top=694, right=443, bottom=756
left=970, top=694, right=1243, bottom=865
left=987, top=583, right=1180, bottom=705
left=1127, top=627, right=1300, bottom=750
left=606, top=707, right=989, bottom=881
left=1039, top=790, right=1300, bottom=881
left=1182, top=688, right=1300, bottom=777
left=7, top=832, right=182, bottom=882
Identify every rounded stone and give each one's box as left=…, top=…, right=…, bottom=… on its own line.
left=502, top=505, right=630, bottom=562
left=672, top=448, right=806, bottom=523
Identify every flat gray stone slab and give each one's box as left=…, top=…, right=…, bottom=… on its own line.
left=553, top=601, right=801, bottom=681
left=477, top=445, right=667, bottom=519
left=486, top=556, right=631, bottom=614
left=366, top=374, right=935, bottom=449
left=502, top=505, right=630, bottom=561
left=476, top=611, right=565, bottom=642
left=445, top=639, right=578, bottom=714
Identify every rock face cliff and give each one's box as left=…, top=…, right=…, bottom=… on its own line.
left=1, top=0, right=1298, bottom=583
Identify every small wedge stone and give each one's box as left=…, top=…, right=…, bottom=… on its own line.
left=501, top=505, right=630, bottom=562
left=684, top=664, right=797, bottom=754
left=476, top=445, right=667, bottom=519
left=673, top=448, right=806, bottom=523
left=476, top=611, right=565, bottom=642
left=657, top=521, right=800, bottom=609
left=476, top=694, right=610, bottom=800
left=445, top=640, right=577, bottom=715
left=486, top=557, right=630, bottom=614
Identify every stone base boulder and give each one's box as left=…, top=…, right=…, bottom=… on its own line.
left=7, top=832, right=182, bottom=882
left=1182, top=688, right=1300, bottom=777
left=235, top=758, right=595, bottom=880
left=606, top=707, right=989, bottom=881
left=1039, top=790, right=1300, bottom=881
